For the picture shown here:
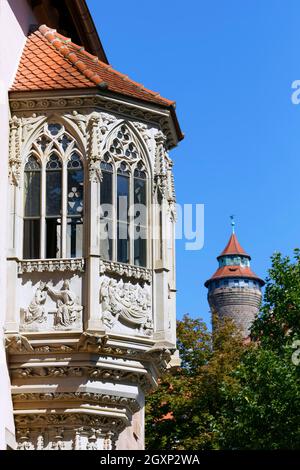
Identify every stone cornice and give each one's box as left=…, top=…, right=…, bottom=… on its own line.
left=14, top=412, right=127, bottom=434
left=12, top=392, right=140, bottom=414
left=9, top=91, right=178, bottom=149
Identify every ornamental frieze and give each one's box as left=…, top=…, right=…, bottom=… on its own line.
left=18, top=258, right=85, bottom=274
left=99, top=259, right=152, bottom=282
left=13, top=392, right=140, bottom=414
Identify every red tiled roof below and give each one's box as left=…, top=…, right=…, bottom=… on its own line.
left=205, top=265, right=264, bottom=287
left=10, top=25, right=174, bottom=108
left=218, top=233, right=250, bottom=258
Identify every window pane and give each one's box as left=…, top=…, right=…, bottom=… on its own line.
left=134, top=229, right=147, bottom=267
left=100, top=220, right=113, bottom=260
left=68, top=169, right=83, bottom=216
left=117, top=222, right=129, bottom=263
left=66, top=218, right=83, bottom=258
left=101, top=171, right=112, bottom=205
left=100, top=171, right=113, bottom=261
left=46, top=155, right=62, bottom=216
left=24, top=170, right=41, bottom=217
left=117, top=174, right=129, bottom=222
left=134, top=178, right=146, bottom=205
left=46, top=171, right=62, bottom=216
left=46, top=218, right=61, bottom=258
left=23, top=219, right=40, bottom=259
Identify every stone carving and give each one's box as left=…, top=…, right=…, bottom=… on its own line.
left=16, top=430, right=34, bottom=450
left=154, top=131, right=168, bottom=197
left=87, top=113, right=104, bottom=182
left=100, top=276, right=153, bottom=334
left=5, top=334, right=33, bottom=353
left=11, top=366, right=152, bottom=391
left=99, top=259, right=152, bottom=283
left=8, top=116, right=22, bottom=186
left=101, top=112, right=117, bottom=127
left=18, top=258, right=85, bottom=274
left=65, top=110, right=89, bottom=135
left=20, top=280, right=82, bottom=331
left=132, top=121, right=152, bottom=151
left=13, top=392, right=141, bottom=414
left=15, top=424, right=117, bottom=451
left=9, top=95, right=177, bottom=148
left=24, top=282, right=47, bottom=325
left=14, top=413, right=126, bottom=433
left=51, top=430, right=65, bottom=450
left=47, top=280, right=83, bottom=329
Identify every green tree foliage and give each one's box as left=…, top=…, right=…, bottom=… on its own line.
left=145, top=251, right=300, bottom=450
left=145, top=315, right=244, bottom=449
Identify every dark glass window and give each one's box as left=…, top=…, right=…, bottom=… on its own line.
left=67, top=153, right=83, bottom=258
left=117, top=165, right=129, bottom=263
left=46, top=154, right=62, bottom=258
left=23, top=156, right=41, bottom=259
left=134, top=167, right=147, bottom=267
left=100, top=160, right=113, bottom=260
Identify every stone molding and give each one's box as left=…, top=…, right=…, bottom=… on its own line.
left=99, top=259, right=152, bottom=283
left=17, top=258, right=85, bottom=274
left=9, top=93, right=176, bottom=149
left=13, top=392, right=140, bottom=414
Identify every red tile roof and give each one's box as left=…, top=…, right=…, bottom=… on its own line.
left=205, top=265, right=264, bottom=286
left=218, top=233, right=250, bottom=258
left=11, top=25, right=174, bottom=108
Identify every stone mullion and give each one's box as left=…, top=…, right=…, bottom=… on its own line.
left=61, top=161, right=68, bottom=258
left=40, top=161, right=46, bottom=259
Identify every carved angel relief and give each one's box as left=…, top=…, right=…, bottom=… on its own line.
left=100, top=276, right=153, bottom=336
left=20, top=281, right=82, bottom=331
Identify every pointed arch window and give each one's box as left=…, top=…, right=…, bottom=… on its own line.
left=100, top=124, right=148, bottom=267
left=23, top=123, right=84, bottom=260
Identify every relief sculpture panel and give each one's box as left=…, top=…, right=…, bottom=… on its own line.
left=100, top=275, right=153, bottom=336
left=20, top=279, right=82, bottom=332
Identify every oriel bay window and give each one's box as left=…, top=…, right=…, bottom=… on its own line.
left=23, top=123, right=84, bottom=260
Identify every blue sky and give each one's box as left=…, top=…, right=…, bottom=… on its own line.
left=87, top=0, right=300, bottom=325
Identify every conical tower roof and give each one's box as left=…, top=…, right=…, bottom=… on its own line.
left=217, top=233, right=250, bottom=259
left=204, top=228, right=264, bottom=288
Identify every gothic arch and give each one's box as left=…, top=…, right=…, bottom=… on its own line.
left=101, top=120, right=152, bottom=178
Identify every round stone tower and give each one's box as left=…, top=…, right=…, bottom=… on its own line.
left=204, top=220, right=264, bottom=337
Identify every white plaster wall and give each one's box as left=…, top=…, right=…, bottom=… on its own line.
left=0, top=0, right=36, bottom=450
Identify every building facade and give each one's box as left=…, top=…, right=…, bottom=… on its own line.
left=1, top=0, right=182, bottom=450
left=205, top=225, right=264, bottom=338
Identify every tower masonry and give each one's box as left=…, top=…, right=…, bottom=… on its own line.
left=205, top=225, right=264, bottom=337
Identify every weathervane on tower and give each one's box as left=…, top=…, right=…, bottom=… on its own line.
left=230, top=215, right=235, bottom=234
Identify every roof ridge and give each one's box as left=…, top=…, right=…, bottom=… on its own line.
left=38, top=25, right=107, bottom=88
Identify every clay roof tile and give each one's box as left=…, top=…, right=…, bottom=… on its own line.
left=10, top=24, right=175, bottom=108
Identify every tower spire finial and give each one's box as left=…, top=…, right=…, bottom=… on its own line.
left=230, top=215, right=235, bottom=234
